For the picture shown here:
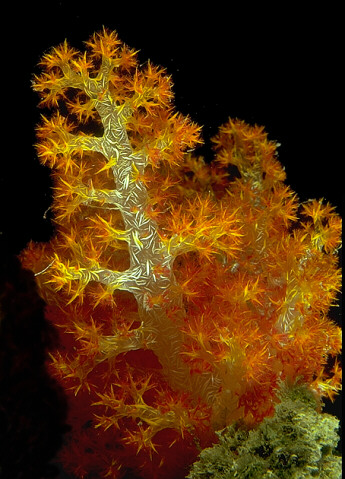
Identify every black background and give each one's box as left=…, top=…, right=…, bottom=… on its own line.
left=0, top=2, right=342, bottom=477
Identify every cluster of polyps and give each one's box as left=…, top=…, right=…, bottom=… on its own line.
left=21, top=29, right=341, bottom=479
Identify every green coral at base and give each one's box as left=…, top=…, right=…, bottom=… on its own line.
left=186, top=382, right=342, bottom=478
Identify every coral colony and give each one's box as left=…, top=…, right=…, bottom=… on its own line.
left=21, top=29, right=342, bottom=478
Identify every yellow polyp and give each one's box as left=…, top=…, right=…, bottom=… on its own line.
left=96, top=153, right=119, bottom=173
left=130, top=161, right=141, bottom=182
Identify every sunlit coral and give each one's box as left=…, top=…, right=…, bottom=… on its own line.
left=20, top=28, right=342, bottom=479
